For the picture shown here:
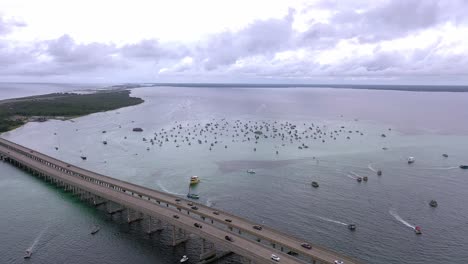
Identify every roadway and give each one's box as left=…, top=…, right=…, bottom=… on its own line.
left=0, top=138, right=359, bottom=264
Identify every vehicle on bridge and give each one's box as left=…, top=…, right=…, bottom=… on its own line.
left=271, top=254, right=280, bottom=262
left=253, top=225, right=262, bottom=230
left=301, top=243, right=312, bottom=249
left=225, top=235, right=234, bottom=242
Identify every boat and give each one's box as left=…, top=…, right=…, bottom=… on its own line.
left=414, top=226, right=422, bottom=234
left=81, top=156, right=87, bottom=160
left=187, top=193, right=199, bottom=199
left=91, top=225, right=100, bottom=235
left=429, top=200, right=438, bottom=207
left=24, top=250, right=32, bottom=259
left=357, top=177, right=362, bottom=182
left=460, top=165, right=468, bottom=169
left=377, top=170, right=382, bottom=176
left=442, top=154, right=449, bottom=158
left=407, top=157, right=415, bottom=164
left=247, top=169, right=256, bottom=174
left=348, top=224, right=356, bottom=231
left=180, top=255, right=189, bottom=263
left=311, top=181, right=319, bottom=188
left=190, top=176, right=200, bottom=185
left=363, top=176, right=368, bottom=182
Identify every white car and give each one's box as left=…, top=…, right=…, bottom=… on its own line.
left=271, top=254, right=280, bottom=262
left=334, top=261, right=344, bottom=264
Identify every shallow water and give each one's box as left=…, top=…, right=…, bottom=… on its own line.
left=1, top=86, right=468, bottom=264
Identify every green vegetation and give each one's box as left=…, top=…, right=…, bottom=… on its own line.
left=0, top=90, right=143, bottom=132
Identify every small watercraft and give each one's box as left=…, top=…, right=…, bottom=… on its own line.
left=414, top=226, right=422, bottom=234
left=377, top=170, right=382, bottom=176
left=180, top=255, right=189, bottom=263
left=357, top=177, right=362, bottom=182
left=460, top=165, right=468, bottom=169
left=442, top=154, right=448, bottom=158
left=24, top=250, right=32, bottom=259
left=408, top=157, right=415, bottom=164
left=91, top=225, right=100, bottom=235
left=363, top=176, right=368, bottom=182
left=311, top=181, right=319, bottom=188
left=190, top=176, right=200, bottom=185
left=187, top=193, right=199, bottom=199
left=429, top=200, right=438, bottom=207
left=247, top=169, right=256, bottom=174
left=348, top=224, right=356, bottom=231
left=81, top=156, right=87, bottom=160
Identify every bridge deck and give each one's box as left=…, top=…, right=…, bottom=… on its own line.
left=0, top=138, right=359, bottom=264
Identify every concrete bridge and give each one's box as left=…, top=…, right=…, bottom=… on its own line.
left=0, top=138, right=359, bottom=264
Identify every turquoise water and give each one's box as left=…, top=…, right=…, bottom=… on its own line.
left=1, top=86, right=468, bottom=263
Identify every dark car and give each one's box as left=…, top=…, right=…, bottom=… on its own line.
left=301, top=243, right=312, bottom=249
left=253, top=225, right=263, bottom=230
left=225, top=219, right=232, bottom=223
left=187, top=202, right=193, bottom=206
left=175, top=198, right=181, bottom=202
left=213, top=211, right=220, bottom=215
left=194, top=223, right=202, bottom=228
left=225, top=235, right=233, bottom=242
left=173, top=215, right=180, bottom=219
left=191, top=206, right=198, bottom=210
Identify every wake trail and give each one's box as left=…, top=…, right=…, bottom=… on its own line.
left=389, top=208, right=415, bottom=229
left=28, top=225, right=49, bottom=252
left=346, top=174, right=357, bottom=180
left=311, top=214, right=348, bottom=226
left=156, top=181, right=186, bottom=196
left=368, top=163, right=377, bottom=172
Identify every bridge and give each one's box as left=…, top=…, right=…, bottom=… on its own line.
left=0, top=138, right=359, bottom=264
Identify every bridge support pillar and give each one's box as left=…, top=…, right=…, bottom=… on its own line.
left=127, top=209, right=143, bottom=224
left=93, top=195, right=107, bottom=206
left=199, top=238, right=216, bottom=260
left=171, top=225, right=188, bottom=246
left=146, top=216, right=163, bottom=234
left=106, top=202, right=124, bottom=215
left=239, top=256, right=254, bottom=264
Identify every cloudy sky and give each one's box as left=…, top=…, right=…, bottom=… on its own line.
left=1, top=0, right=468, bottom=84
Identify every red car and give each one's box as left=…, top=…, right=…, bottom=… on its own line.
left=301, top=243, right=312, bottom=249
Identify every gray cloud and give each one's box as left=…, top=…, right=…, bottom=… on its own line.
left=2, top=1, right=468, bottom=83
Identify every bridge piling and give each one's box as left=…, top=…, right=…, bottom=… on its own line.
left=127, top=209, right=143, bottom=224
left=199, top=238, right=216, bottom=260
left=171, top=225, right=188, bottom=246
left=146, top=216, right=163, bottom=234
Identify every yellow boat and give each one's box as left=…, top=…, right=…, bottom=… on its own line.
left=190, top=176, right=200, bottom=185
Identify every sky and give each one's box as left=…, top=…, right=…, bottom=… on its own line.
left=1, top=0, right=468, bottom=84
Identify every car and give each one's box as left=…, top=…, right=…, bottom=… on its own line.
left=301, top=243, right=312, bottom=249
left=173, top=215, right=179, bottom=219
left=175, top=198, right=181, bottom=202
left=213, top=211, right=220, bottom=215
left=194, top=223, right=202, bottom=228
left=271, top=254, right=280, bottom=262
left=224, top=235, right=233, bottom=242
left=225, top=219, right=232, bottom=223
left=187, top=202, right=193, bottom=206
left=334, top=261, right=344, bottom=264
left=191, top=206, right=198, bottom=210
left=253, top=225, right=263, bottom=230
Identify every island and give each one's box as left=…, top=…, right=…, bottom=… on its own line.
left=0, top=90, right=144, bottom=133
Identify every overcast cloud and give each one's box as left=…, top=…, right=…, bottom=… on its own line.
left=1, top=0, right=468, bottom=84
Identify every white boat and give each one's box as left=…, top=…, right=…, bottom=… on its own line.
left=180, top=255, right=189, bottom=263
left=247, top=169, right=256, bottom=174
left=24, top=250, right=32, bottom=259
left=407, top=157, right=415, bottom=164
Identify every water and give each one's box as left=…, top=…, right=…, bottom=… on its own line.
left=1, top=85, right=468, bottom=264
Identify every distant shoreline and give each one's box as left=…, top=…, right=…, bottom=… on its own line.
left=0, top=90, right=143, bottom=133
left=113, top=83, right=468, bottom=92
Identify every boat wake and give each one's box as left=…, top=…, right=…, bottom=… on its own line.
left=156, top=181, right=185, bottom=196
left=205, top=199, right=216, bottom=207
left=312, top=214, right=348, bottom=226
left=349, top=171, right=362, bottom=178
left=389, top=208, right=415, bottom=229
left=368, top=163, right=377, bottom=172
left=346, top=174, right=357, bottom=180
left=27, top=225, right=48, bottom=253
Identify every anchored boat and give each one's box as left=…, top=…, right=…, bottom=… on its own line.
left=190, top=176, right=200, bottom=185
left=429, top=200, right=438, bottom=207
left=311, top=181, right=319, bottom=188
left=408, top=157, right=415, bottom=164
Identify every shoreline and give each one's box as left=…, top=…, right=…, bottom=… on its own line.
left=0, top=89, right=144, bottom=133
